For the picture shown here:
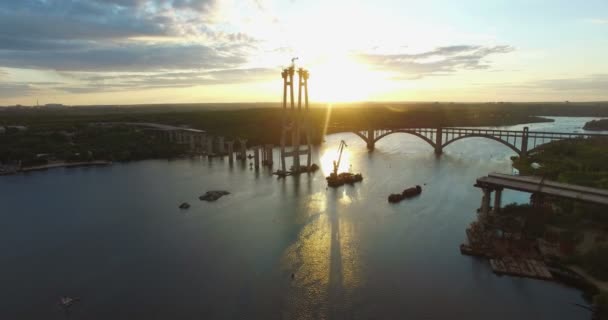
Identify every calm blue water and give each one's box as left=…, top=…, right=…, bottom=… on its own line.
left=0, top=117, right=604, bottom=319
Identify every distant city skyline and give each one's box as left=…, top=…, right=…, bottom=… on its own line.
left=0, top=0, right=607, bottom=105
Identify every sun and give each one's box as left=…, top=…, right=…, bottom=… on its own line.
left=308, top=54, right=384, bottom=102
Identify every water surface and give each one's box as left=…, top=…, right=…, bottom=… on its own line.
left=1, top=117, right=604, bottom=319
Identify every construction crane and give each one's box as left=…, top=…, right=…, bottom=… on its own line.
left=326, top=140, right=362, bottom=187
left=332, top=140, right=348, bottom=177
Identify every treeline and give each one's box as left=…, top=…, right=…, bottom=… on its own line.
left=2, top=102, right=608, bottom=164
left=0, top=126, right=187, bottom=164
left=583, top=119, right=608, bottom=131
left=1, top=103, right=566, bottom=147
left=512, top=137, right=608, bottom=189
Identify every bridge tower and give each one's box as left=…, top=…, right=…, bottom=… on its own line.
left=279, top=59, right=312, bottom=173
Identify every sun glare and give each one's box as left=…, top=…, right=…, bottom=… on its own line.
left=309, top=55, right=383, bottom=102
left=319, top=146, right=352, bottom=176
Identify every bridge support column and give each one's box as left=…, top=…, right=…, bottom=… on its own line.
left=435, top=127, right=443, bottom=155
left=187, top=133, right=194, bottom=151
left=520, top=127, right=529, bottom=159
left=254, top=146, right=260, bottom=169
left=226, top=141, right=234, bottom=165
left=218, top=136, right=225, bottom=155
left=480, top=188, right=492, bottom=219
left=238, top=139, right=247, bottom=161
left=264, top=145, right=274, bottom=166
left=493, top=188, right=503, bottom=214
left=367, top=129, right=375, bottom=150
left=206, top=136, right=213, bottom=156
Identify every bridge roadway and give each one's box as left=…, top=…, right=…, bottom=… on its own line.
left=475, top=173, right=608, bottom=217
left=354, top=127, right=608, bottom=157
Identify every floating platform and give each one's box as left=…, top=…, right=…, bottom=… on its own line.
left=273, top=164, right=319, bottom=178
left=489, top=257, right=553, bottom=280
left=326, top=172, right=363, bottom=188
left=388, top=185, right=422, bottom=203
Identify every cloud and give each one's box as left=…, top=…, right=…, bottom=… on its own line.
left=0, top=0, right=259, bottom=73
left=0, top=42, right=250, bottom=72
left=355, top=45, right=514, bottom=78
left=0, top=82, right=39, bottom=98
left=55, top=68, right=277, bottom=93
left=528, top=74, right=608, bottom=92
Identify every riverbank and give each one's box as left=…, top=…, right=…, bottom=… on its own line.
left=20, top=160, right=112, bottom=173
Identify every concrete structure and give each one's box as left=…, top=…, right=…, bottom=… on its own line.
left=474, top=173, right=608, bottom=217
left=262, top=145, right=274, bottom=166
left=206, top=136, right=214, bottom=156
left=253, top=146, right=260, bottom=168
left=355, top=127, right=608, bottom=157
left=226, top=140, right=235, bottom=165
left=217, top=136, right=225, bottom=154
left=279, top=60, right=312, bottom=173
left=238, top=139, right=247, bottom=161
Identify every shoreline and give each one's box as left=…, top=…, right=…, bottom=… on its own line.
left=19, top=160, right=112, bottom=173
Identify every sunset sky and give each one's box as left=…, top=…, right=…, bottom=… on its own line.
left=0, top=0, right=607, bottom=105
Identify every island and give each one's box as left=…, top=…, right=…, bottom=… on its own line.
left=583, top=119, right=608, bottom=131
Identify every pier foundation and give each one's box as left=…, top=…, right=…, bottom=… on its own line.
left=206, top=136, right=213, bottom=156
left=238, top=139, right=247, bottom=161
left=493, top=188, right=503, bottom=213
left=226, top=140, right=234, bottom=165
left=254, top=146, right=260, bottom=168
left=263, top=145, right=273, bottom=166
left=218, top=136, right=225, bottom=155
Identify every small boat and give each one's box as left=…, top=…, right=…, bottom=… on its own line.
left=402, top=185, right=422, bottom=198
left=179, top=202, right=190, bottom=209
left=387, top=185, right=422, bottom=203
left=388, top=193, right=403, bottom=203
left=59, top=296, right=80, bottom=309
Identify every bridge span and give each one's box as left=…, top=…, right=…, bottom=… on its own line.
left=353, top=127, right=608, bottom=157
left=474, top=173, right=608, bottom=218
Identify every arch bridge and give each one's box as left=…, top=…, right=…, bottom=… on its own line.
left=353, top=127, right=608, bottom=157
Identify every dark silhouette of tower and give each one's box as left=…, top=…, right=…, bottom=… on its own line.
left=280, top=59, right=312, bottom=173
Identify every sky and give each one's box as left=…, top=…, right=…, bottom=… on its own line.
left=0, top=0, right=607, bottom=105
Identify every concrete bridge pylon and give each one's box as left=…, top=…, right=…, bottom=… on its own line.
left=279, top=60, right=312, bottom=174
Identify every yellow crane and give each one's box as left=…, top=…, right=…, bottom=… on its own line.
left=326, top=140, right=361, bottom=187
left=331, top=140, right=347, bottom=177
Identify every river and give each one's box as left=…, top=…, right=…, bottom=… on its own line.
left=1, top=117, right=606, bottom=319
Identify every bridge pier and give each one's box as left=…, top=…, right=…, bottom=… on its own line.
left=262, top=144, right=274, bottom=166
left=226, top=140, right=234, bottom=165
left=480, top=188, right=492, bottom=217
left=217, top=136, right=225, bottom=155
left=367, top=129, right=375, bottom=150
left=435, top=127, right=443, bottom=155
left=238, top=139, right=247, bottom=161
left=253, top=146, right=260, bottom=169
left=493, top=188, right=503, bottom=213
left=206, top=136, right=213, bottom=157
